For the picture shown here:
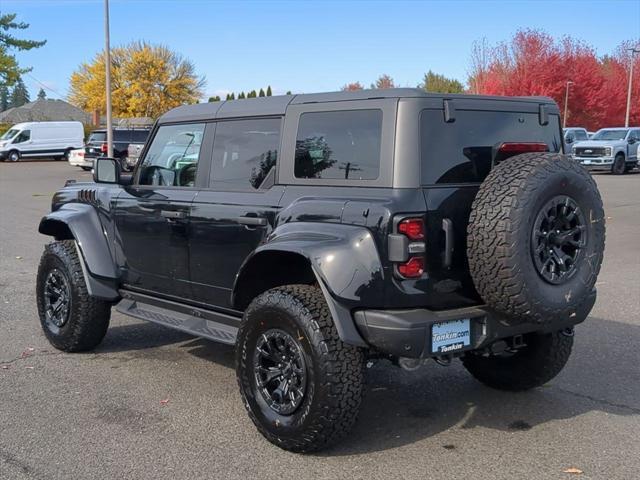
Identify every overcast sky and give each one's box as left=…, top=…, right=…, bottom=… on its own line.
left=5, top=0, right=640, bottom=100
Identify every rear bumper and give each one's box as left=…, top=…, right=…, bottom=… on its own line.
left=354, top=290, right=596, bottom=358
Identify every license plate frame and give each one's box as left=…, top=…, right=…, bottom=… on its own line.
left=431, top=318, right=471, bottom=354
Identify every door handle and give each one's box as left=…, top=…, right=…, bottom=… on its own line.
left=237, top=215, right=267, bottom=226
left=442, top=218, right=454, bottom=269
left=160, top=210, right=187, bottom=220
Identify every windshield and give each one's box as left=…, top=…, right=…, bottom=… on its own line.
left=1, top=129, right=19, bottom=140
left=592, top=129, right=628, bottom=141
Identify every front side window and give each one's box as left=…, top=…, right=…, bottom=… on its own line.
left=294, top=110, right=382, bottom=180
left=13, top=130, right=30, bottom=143
left=210, top=118, right=281, bottom=190
left=138, top=123, right=205, bottom=187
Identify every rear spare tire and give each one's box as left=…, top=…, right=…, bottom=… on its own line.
left=467, top=153, right=605, bottom=325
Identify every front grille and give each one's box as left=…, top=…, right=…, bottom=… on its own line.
left=575, top=147, right=607, bottom=157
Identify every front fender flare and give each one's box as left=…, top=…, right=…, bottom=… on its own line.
left=39, top=203, right=119, bottom=300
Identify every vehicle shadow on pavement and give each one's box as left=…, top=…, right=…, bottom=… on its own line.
left=321, top=316, right=639, bottom=456
left=94, top=316, right=638, bottom=456
left=96, top=321, right=194, bottom=353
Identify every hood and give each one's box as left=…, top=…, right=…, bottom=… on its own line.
left=572, top=140, right=626, bottom=148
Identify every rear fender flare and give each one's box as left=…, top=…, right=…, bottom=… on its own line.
left=233, top=222, right=385, bottom=347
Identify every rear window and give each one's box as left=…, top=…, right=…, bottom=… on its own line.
left=131, top=130, right=150, bottom=143
left=420, top=110, right=561, bottom=184
left=294, top=110, right=382, bottom=180
left=88, top=131, right=106, bottom=143
left=113, top=130, right=131, bottom=142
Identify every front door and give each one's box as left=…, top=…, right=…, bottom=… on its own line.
left=113, top=122, right=207, bottom=298
left=188, top=117, right=284, bottom=308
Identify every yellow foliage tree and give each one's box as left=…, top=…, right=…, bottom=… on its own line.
left=69, top=41, right=204, bottom=119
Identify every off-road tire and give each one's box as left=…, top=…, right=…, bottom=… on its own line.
left=467, top=153, right=605, bottom=325
left=236, top=284, right=364, bottom=452
left=612, top=153, right=626, bottom=175
left=36, top=240, right=111, bottom=351
left=462, top=330, right=574, bottom=391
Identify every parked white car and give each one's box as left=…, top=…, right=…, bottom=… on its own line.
left=0, top=121, right=84, bottom=162
left=67, top=148, right=93, bottom=171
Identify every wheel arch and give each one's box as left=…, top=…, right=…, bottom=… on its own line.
left=232, top=222, right=382, bottom=347
left=38, top=203, right=119, bottom=300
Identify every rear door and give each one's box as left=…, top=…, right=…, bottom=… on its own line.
left=419, top=107, right=563, bottom=309
left=113, top=122, right=208, bottom=298
left=188, top=117, right=284, bottom=308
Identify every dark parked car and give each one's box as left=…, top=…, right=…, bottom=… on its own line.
left=36, top=89, right=605, bottom=452
left=84, top=127, right=151, bottom=170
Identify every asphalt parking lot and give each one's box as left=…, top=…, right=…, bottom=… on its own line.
left=1, top=161, right=639, bottom=480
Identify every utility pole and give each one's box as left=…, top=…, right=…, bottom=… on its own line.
left=563, top=81, right=573, bottom=129
left=104, top=0, right=113, bottom=157
left=625, top=47, right=639, bottom=128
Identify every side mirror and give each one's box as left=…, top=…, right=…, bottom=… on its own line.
left=93, top=157, right=121, bottom=184
left=628, top=137, right=636, bottom=145
left=565, top=135, right=574, bottom=144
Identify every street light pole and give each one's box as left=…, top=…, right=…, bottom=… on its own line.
left=624, top=47, right=639, bottom=128
left=563, top=81, right=573, bottom=129
left=104, top=0, right=113, bottom=157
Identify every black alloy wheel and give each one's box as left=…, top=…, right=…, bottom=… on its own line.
left=253, top=329, right=307, bottom=416
left=42, top=268, right=71, bottom=331
left=531, top=195, right=586, bottom=285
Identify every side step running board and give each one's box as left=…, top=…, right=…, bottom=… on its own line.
left=115, top=291, right=240, bottom=345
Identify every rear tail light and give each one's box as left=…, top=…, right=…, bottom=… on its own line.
left=398, top=217, right=425, bottom=240
left=100, top=142, right=108, bottom=154
left=391, top=216, right=426, bottom=279
left=397, top=256, right=424, bottom=278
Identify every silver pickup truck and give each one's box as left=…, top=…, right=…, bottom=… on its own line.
left=571, top=127, right=640, bottom=174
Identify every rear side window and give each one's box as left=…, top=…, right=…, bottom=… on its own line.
left=421, top=110, right=561, bottom=184
left=294, top=110, right=382, bottom=180
left=210, top=118, right=281, bottom=190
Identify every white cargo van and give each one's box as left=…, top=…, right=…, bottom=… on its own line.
left=0, top=121, right=84, bottom=162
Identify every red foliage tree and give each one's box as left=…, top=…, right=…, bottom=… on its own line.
left=341, top=82, right=364, bottom=91
left=470, top=30, right=639, bottom=130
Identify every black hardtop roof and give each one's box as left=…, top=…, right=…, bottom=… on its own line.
left=158, top=88, right=558, bottom=124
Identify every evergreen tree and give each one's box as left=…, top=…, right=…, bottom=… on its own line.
left=286, top=90, right=292, bottom=95
left=238, top=92, right=246, bottom=99
left=10, top=78, right=30, bottom=107
left=0, top=85, right=9, bottom=111
left=420, top=70, right=464, bottom=94
left=37, top=88, right=46, bottom=100
left=208, top=95, right=221, bottom=102
left=0, top=13, right=46, bottom=88
left=259, top=88, right=265, bottom=97
left=266, top=85, right=272, bottom=96
left=229, top=92, right=235, bottom=100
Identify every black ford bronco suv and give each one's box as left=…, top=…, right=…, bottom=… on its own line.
left=36, top=89, right=605, bottom=452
